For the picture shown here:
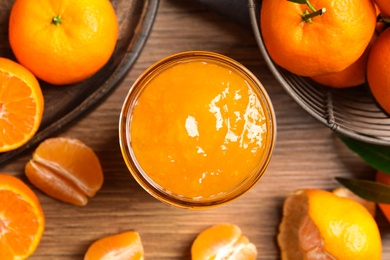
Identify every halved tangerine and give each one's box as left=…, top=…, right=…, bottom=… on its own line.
left=0, top=173, right=45, bottom=259
left=0, top=57, right=44, bottom=152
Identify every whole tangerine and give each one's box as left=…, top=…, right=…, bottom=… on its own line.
left=311, top=33, right=377, bottom=88
left=367, top=27, right=390, bottom=114
left=260, top=0, right=377, bottom=77
left=8, top=0, right=118, bottom=85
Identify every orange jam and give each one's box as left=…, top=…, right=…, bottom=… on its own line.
left=119, top=51, right=275, bottom=208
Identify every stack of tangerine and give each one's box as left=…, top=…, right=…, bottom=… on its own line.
left=260, top=0, right=390, bottom=114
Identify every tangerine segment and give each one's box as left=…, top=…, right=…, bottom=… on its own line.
left=84, top=231, right=144, bottom=260
left=278, top=189, right=382, bottom=260
left=0, top=57, right=44, bottom=152
left=25, top=137, right=103, bottom=206
left=191, top=224, right=257, bottom=260
left=0, top=174, right=45, bottom=260
left=8, top=0, right=118, bottom=85
left=25, top=160, right=88, bottom=206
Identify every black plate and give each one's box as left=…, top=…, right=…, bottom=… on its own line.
left=0, top=0, right=159, bottom=165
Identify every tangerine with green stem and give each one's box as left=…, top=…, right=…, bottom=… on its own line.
left=260, top=0, right=377, bottom=77
left=8, top=0, right=118, bottom=85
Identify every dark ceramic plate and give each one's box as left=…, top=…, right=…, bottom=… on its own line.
left=248, top=0, right=390, bottom=146
left=0, top=0, right=159, bottom=165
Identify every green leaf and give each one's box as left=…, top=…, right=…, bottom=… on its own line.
left=336, top=177, right=390, bottom=204
left=339, top=135, right=390, bottom=174
left=288, top=0, right=308, bottom=4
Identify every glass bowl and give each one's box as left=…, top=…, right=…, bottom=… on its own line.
left=119, top=51, right=276, bottom=209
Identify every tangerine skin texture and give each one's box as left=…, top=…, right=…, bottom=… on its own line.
left=374, top=0, right=390, bottom=17
left=367, top=27, right=390, bottom=115
left=8, top=0, right=118, bottom=85
left=260, top=0, right=376, bottom=77
left=310, top=34, right=374, bottom=88
left=306, top=189, right=382, bottom=259
left=0, top=174, right=45, bottom=259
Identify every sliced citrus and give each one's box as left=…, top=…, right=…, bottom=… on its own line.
left=0, top=173, right=45, bottom=259
left=25, top=137, right=103, bottom=206
left=84, top=231, right=144, bottom=260
left=0, top=57, right=44, bottom=152
left=278, top=189, right=381, bottom=259
left=191, top=223, right=257, bottom=260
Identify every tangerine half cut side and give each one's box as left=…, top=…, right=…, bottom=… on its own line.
left=0, top=57, right=44, bottom=152
left=0, top=173, right=45, bottom=260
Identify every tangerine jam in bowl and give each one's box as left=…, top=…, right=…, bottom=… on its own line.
left=119, top=51, right=276, bottom=209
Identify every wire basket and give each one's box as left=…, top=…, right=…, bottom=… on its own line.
left=248, top=0, right=390, bottom=146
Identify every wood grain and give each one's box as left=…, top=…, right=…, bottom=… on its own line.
left=1, top=0, right=390, bottom=259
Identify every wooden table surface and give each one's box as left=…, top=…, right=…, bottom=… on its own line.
left=2, top=0, right=390, bottom=259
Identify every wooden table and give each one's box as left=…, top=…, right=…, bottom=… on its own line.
left=2, top=0, right=390, bottom=259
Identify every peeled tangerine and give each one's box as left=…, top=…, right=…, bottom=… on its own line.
left=278, top=189, right=382, bottom=259
left=25, top=137, right=103, bottom=206
left=191, top=224, right=257, bottom=260
left=84, top=231, right=144, bottom=260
